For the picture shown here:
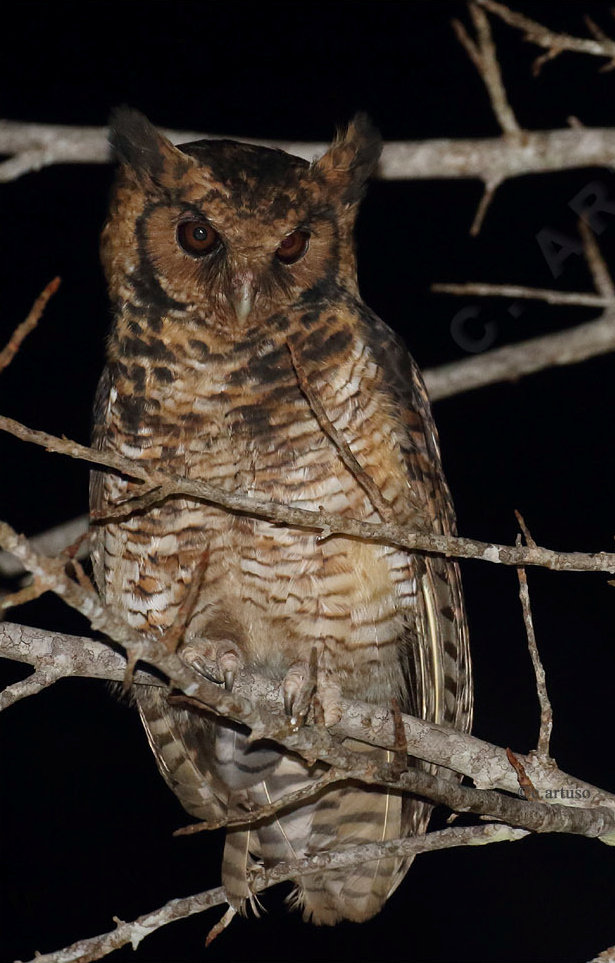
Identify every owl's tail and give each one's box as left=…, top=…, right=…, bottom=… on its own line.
left=286, top=742, right=417, bottom=926
left=220, top=734, right=424, bottom=925
left=136, top=693, right=428, bottom=924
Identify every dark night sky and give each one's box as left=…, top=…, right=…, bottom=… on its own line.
left=1, top=3, right=614, bottom=962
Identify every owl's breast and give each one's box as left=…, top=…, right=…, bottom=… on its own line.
left=95, top=323, right=417, bottom=701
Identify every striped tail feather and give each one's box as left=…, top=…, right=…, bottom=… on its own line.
left=136, top=687, right=225, bottom=823
left=220, top=740, right=321, bottom=914
left=292, top=743, right=405, bottom=925
left=220, top=732, right=411, bottom=925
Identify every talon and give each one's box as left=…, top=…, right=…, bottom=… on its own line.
left=182, top=638, right=243, bottom=689
left=283, top=688, right=296, bottom=718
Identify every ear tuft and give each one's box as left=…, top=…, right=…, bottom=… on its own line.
left=108, top=107, right=188, bottom=183
left=315, top=113, right=382, bottom=205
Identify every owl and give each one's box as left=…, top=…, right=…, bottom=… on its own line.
left=90, top=109, right=473, bottom=926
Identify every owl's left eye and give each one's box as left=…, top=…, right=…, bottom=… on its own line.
left=177, top=219, right=220, bottom=257
left=276, top=229, right=310, bottom=265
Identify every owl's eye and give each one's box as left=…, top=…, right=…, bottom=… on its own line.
left=276, top=229, right=310, bottom=265
left=177, top=219, right=220, bottom=257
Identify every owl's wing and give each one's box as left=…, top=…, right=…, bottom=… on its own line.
left=361, top=308, right=473, bottom=734
left=89, top=366, right=227, bottom=824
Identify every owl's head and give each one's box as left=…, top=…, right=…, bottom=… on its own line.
left=102, top=109, right=381, bottom=330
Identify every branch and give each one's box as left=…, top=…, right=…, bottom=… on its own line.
left=2, top=509, right=614, bottom=959
left=4, top=120, right=615, bottom=186
left=0, top=514, right=89, bottom=578
left=429, top=218, right=615, bottom=398
left=3, top=621, right=615, bottom=825
left=287, top=339, right=393, bottom=521
left=515, top=514, right=553, bottom=759
left=452, top=1, right=523, bottom=232
left=0, top=276, right=60, bottom=373
left=431, top=282, right=612, bottom=309
left=1, top=415, right=614, bottom=574
left=424, top=305, right=615, bottom=401
left=477, top=0, right=615, bottom=74
left=21, top=824, right=526, bottom=963
left=453, top=4, right=521, bottom=137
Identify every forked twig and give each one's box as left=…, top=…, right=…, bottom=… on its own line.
left=452, top=3, right=522, bottom=232
left=477, top=0, right=615, bottom=74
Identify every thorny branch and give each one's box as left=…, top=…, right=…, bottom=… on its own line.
left=2, top=523, right=615, bottom=843
left=19, top=824, right=527, bottom=963
left=3, top=620, right=614, bottom=819
left=1, top=413, right=615, bottom=574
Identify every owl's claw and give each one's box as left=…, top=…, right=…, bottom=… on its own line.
left=281, top=658, right=343, bottom=729
left=282, top=661, right=313, bottom=727
left=182, top=640, right=243, bottom=689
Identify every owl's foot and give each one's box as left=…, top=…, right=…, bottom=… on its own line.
left=182, top=639, right=243, bottom=691
left=282, top=659, right=343, bottom=729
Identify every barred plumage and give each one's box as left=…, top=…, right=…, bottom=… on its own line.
left=90, top=109, right=472, bottom=925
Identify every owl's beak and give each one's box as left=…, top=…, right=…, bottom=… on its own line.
left=229, top=271, right=255, bottom=323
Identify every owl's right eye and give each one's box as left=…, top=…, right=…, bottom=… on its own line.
left=177, top=219, right=220, bottom=257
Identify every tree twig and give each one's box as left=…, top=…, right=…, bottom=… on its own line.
left=578, top=218, right=615, bottom=298
left=506, top=747, right=539, bottom=802
left=453, top=4, right=521, bottom=137
left=1, top=414, right=614, bottom=574
left=423, top=307, right=615, bottom=401
left=2, top=620, right=615, bottom=820
left=431, top=282, right=613, bottom=309
left=0, top=276, right=60, bottom=373
left=476, top=0, right=615, bottom=74
left=5, top=120, right=615, bottom=186
left=19, top=824, right=528, bottom=963
left=287, top=339, right=393, bottom=521
left=0, top=514, right=89, bottom=578
left=515, top=515, right=553, bottom=760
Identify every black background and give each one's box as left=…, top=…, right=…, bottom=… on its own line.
left=1, top=3, right=614, bottom=962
